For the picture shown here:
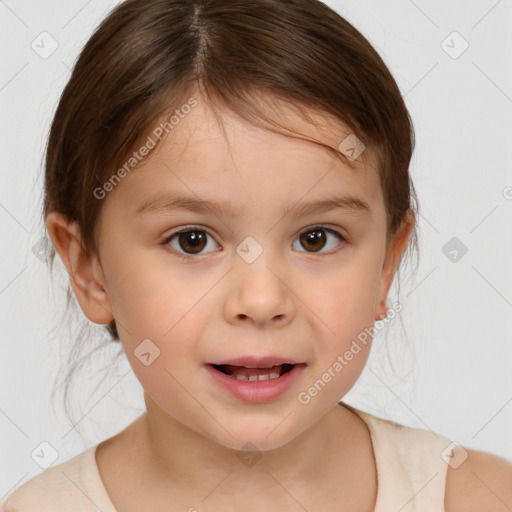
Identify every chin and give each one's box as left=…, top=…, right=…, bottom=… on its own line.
left=205, top=416, right=303, bottom=453
left=215, top=432, right=295, bottom=453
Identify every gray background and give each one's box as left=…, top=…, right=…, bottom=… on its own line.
left=1, top=0, right=511, bottom=496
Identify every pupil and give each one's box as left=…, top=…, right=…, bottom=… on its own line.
left=301, top=229, right=326, bottom=252
left=179, top=231, right=206, bottom=253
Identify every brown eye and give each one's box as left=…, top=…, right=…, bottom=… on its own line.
left=300, top=229, right=326, bottom=252
left=163, top=227, right=219, bottom=257
left=294, top=227, right=345, bottom=253
left=177, top=230, right=207, bottom=254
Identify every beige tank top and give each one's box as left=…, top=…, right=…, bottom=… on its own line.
left=1, top=406, right=452, bottom=511
left=350, top=405, right=451, bottom=511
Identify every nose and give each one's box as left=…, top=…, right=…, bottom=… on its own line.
left=223, top=253, right=296, bottom=328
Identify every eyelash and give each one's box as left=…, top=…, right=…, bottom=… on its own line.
left=161, top=224, right=346, bottom=262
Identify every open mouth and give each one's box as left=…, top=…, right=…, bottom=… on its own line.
left=211, top=363, right=295, bottom=381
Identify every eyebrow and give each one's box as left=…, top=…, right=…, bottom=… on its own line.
left=136, top=194, right=372, bottom=218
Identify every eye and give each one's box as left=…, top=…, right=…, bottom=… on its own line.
left=292, top=225, right=345, bottom=254
left=161, top=224, right=346, bottom=261
left=162, top=226, right=219, bottom=259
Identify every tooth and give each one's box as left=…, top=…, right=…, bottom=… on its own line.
left=227, top=367, right=288, bottom=381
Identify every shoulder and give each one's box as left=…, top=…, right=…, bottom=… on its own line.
left=444, top=446, right=512, bottom=511
left=1, top=445, right=97, bottom=512
left=351, top=407, right=512, bottom=511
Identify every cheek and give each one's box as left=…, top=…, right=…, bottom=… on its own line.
left=105, top=250, right=199, bottom=336
left=308, top=250, right=383, bottom=336
left=121, top=318, right=203, bottom=414
left=113, top=270, right=215, bottom=380
left=130, top=355, right=207, bottom=436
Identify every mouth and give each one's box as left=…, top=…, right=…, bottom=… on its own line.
left=210, top=363, right=295, bottom=381
left=205, top=359, right=307, bottom=402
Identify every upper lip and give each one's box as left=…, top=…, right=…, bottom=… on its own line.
left=207, top=356, right=304, bottom=368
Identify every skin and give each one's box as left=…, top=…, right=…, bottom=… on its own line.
left=46, top=93, right=415, bottom=510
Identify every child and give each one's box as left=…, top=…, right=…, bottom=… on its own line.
left=2, top=0, right=511, bottom=510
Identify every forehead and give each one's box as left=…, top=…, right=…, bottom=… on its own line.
left=106, top=96, right=383, bottom=215
left=165, top=97, right=374, bottom=171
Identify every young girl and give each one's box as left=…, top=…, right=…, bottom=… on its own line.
left=2, top=0, right=511, bottom=510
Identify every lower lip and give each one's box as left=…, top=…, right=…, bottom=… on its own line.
left=204, top=363, right=306, bottom=403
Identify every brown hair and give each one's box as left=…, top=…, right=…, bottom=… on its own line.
left=42, top=0, right=419, bottom=424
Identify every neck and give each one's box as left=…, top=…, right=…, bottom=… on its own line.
left=137, top=395, right=374, bottom=505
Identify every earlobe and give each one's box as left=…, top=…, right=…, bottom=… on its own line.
left=45, top=212, right=114, bottom=325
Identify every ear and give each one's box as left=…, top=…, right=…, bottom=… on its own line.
left=45, top=212, right=114, bottom=325
left=374, top=209, right=415, bottom=321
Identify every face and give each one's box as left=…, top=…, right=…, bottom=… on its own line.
left=53, top=95, right=409, bottom=451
